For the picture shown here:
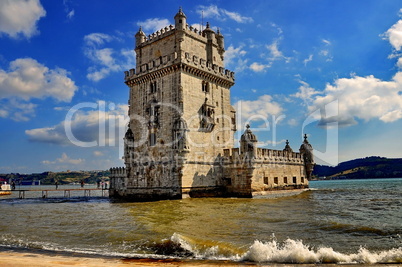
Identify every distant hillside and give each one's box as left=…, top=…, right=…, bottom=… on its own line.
left=313, top=156, right=402, bottom=179
left=0, top=170, right=110, bottom=185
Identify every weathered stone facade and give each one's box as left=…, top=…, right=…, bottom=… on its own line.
left=109, top=9, right=314, bottom=201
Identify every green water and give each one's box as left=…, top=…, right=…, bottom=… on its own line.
left=0, top=179, right=401, bottom=264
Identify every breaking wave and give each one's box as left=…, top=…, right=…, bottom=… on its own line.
left=162, top=233, right=402, bottom=264
left=2, top=232, right=402, bottom=264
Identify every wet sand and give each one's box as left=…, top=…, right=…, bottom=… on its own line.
left=0, top=250, right=399, bottom=267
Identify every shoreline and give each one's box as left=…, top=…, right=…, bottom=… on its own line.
left=0, top=248, right=400, bottom=267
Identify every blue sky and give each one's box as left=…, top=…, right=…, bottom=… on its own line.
left=1, top=0, right=402, bottom=173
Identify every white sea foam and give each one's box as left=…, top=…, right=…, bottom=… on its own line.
left=169, top=233, right=402, bottom=264
left=243, top=238, right=402, bottom=264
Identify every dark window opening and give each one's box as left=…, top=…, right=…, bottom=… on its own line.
left=150, top=81, right=157, bottom=94
left=202, top=81, right=209, bottom=93
left=149, top=133, right=156, bottom=146
left=293, top=177, right=297, bottom=184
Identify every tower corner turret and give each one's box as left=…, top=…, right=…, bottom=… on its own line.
left=174, top=7, right=187, bottom=30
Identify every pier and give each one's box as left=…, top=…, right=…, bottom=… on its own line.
left=2, top=188, right=108, bottom=199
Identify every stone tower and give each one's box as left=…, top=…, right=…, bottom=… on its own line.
left=110, top=8, right=236, bottom=201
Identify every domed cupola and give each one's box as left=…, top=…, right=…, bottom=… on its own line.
left=283, top=140, right=293, bottom=153
left=135, top=26, right=146, bottom=47
left=299, top=134, right=313, bottom=154
left=240, top=124, right=257, bottom=143
left=174, top=7, right=187, bottom=30
left=240, top=124, right=258, bottom=155
left=299, top=134, right=314, bottom=180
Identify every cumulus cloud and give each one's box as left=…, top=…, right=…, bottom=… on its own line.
left=234, top=95, right=284, bottom=128
left=307, top=74, right=402, bottom=126
left=292, top=80, right=320, bottom=106
left=0, top=0, right=46, bottom=39
left=0, top=58, right=77, bottom=121
left=0, top=58, right=77, bottom=101
left=296, top=17, right=402, bottom=127
left=26, top=102, right=129, bottom=147
left=42, top=153, right=84, bottom=166
left=84, top=33, right=135, bottom=81
left=0, top=98, right=37, bottom=121
left=137, top=18, right=171, bottom=33
left=384, top=19, right=402, bottom=51
left=196, top=5, right=253, bottom=23
left=249, top=62, right=270, bottom=72
left=225, top=45, right=248, bottom=72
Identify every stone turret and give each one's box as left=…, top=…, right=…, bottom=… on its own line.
left=174, top=7, right=186, bottom=30
left=283, top=140, right=293, bottom=153
left=135, top=26, right=146, bottom=47
left=300, top=134, right=314, bottom=180
left=216, top=29, right=225, bottom=60
left=203, top=22, right=215, bottom=40
left=240, top=125, right=258, bottom=157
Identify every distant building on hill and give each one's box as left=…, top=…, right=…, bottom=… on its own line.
left=109, top=9, right=314, bottom=201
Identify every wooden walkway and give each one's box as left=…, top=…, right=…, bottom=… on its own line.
left=5, top=188, right=109, bottom=199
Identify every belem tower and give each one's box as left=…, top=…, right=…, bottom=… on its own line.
left=109, top=9, right=314, bottom=201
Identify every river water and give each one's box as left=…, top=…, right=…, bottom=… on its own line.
left=0, top=178, right=401, bottom=264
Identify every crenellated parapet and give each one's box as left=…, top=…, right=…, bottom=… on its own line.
left=136, top=24, right=175, bottom=48
left=109, top=167, right=126, bottom=178
left=223, top=147, right=304, bottom=165
left=135, top=23, right=224, bottom=52
left=124, top=52, right=235, bottom=87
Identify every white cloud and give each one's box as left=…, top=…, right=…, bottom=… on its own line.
left=26, top=102, right=129, bottom=146
left=225, top=45, right=248, bottom=71
left=137, top=18, right=170, bottom=33
left=0, top=99, right=37, bottom=121
left=303, top=54, right=313, bottom=66
left=384, top=19, right=402, bottom=51
left=0, top=58, right=77, bottom=101
left=250, top=62, right=270, bottom=72
left=67, top=10, right=75, bottom=19
left=196, top=5, right=253, bottom=23
left=0, top=58, right=77, bottom=121
left=42, top=153, right=84, bottom=165
left=292, top=80, right=320, bottom=106
left=0, top=0, right=46, bottom=39
left=84, top=33, right=114, bottom=46
left=322, top=39, right=331, bottom=45
left=296, top=17, right=402, bottom=127
left=234, top=95, right=284, bottom=127
left=308, top=74, right=402, bottom=125
left=63, top=0, right=75, bottom=20
left=83, top=33, right=135, bottom=81
left=266, top=39, right=288, bottom=61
